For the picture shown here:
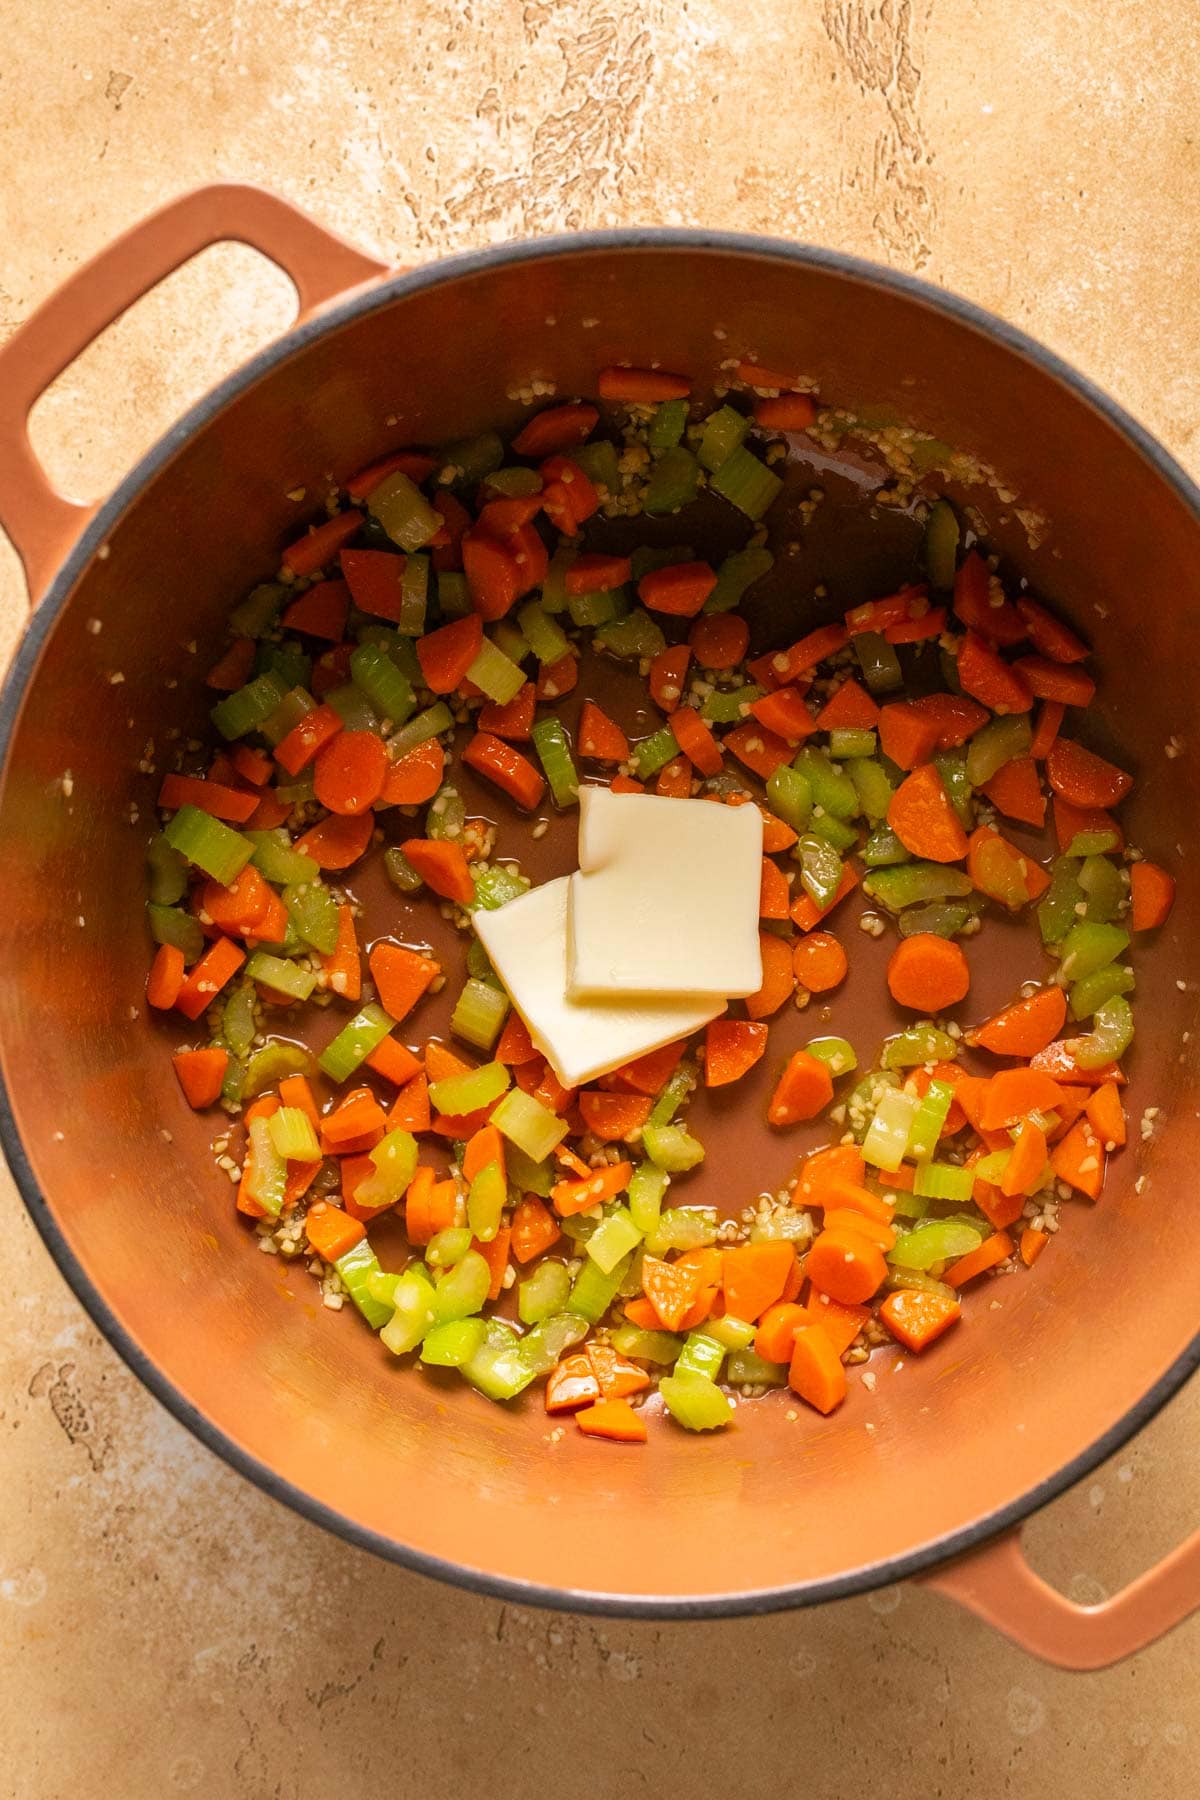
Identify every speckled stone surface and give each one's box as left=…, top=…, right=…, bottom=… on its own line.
left=1, top=4, right=1197, bottom=1794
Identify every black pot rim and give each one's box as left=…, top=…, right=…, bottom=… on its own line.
left=2, top=225, right=1197, bottom=1620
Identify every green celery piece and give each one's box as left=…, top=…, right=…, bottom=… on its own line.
left=887, top=1188, right=930, bottom=1220
left=210, top=670, right=289, bottom=740
left=484, top=465, right=543, bottom=497
left=427, top=1060, right=509, bottom=1117
left=912, top=1161, right=976, bottom=1202
left=243, top=1041, right=316, bottom=1098
left=1071, top=994, right=1134, bottom=1069
left=283, top=880, right=339, bottom=954
left=907, top=1078, right=956, bottom=1161
left=854, top=630, right=903, bottom=695
left=466, top=1160, right=507, bottom=1242
left=643, top=446, right=701, bottom=514
left=246, top=829, right=318, bottom=887
left=659, top=1372, right=733, bottom=1430
left=586, top=1206, right=643, bottom=1275
left=647, top=1065, right=694, bottom=1129
left=220, top=1055, right=246, bottom=1107
left=426, top=783, right=467, bottom=843
left=324, top=684, right=380, bottom=733
left=1060, top=920, right=1130, bottom=981
left=568, top=587, right=628, bottom=629
left=368, top=470, right=442, bottom=550
left=431, top=1250, right=493, bottom=1325
left=612, top=1323, right=683, bottom=1365
left=441, top=430, right=504, bottom=488
left=436, top=572, right=471, bottom=618
left=880, top=1023, right=958, bottom=1069
left=357, top=1129, right=419, bottom=1211
left=863, top=1087, right=921, bottom=1172
left=146, top=832, right=188, bottom=905
left=318, top=1003, right=393, bottom=1081
left=805, top=1036, right=857, bottom=1077
left=244, top=951, right=316, bottom=1003
left=227, top=581, right=286, bottom=639
left=1070, top=961, right=1135, bottom=1020
left=1078, top=853, right=1125, bottom=923
left=794, top=746, right=859, bottom=819
left=697, top=404, right=750, bottom=472
left=465, top=638, right=526, bottom=706
left=246, top=1116, right=286, bottom=1217
left=863, top=861, right=973, bottom=911
left=505, top=1141, right=555, bottom=1198
left=491, top=621, right=530, bottom=667
left=491, top=1088, right=568, bottom=1159
left=1067, top=827, right=1121, bottom=857
left=471, top=863, right=529, bottom=912
left=397, top=555, right=429, bottom=635
left=164, top=805, right=253, bottom=887
left=766, top=764, right=812, bottom=832
left=829, top=727, right=877, bottom=760
left=387, top=701, right=453, bottom=762
left=899, top=899, right=979, bottom=939
left=933, top=751, right=975, bottom=830
left=451, top=978, right=509, bottom=1052
left=1038, top=857, right=1085, bottom=945
left=147, top=902, right=204, bottom=963
left=847, top=758, right=897, bottom=823
left=530, top=717, right=580, bottom=808
left=273, top=774, right=314, bottom=810
left=794, top=833, right=844, bottom=910
left=748, top=1208, right=813, bottom=1244
left=222, top=983, right=257, bottom=1059
left=709, top=445, right=782, bottom=520
left=725, top=1348, right=787, bottom=1386
left=335, top=1240, right=394, bottom=1330
left=645, top=1205, right=718, bottom=1255
left=567, top=1252, right=632, bottom=1324
left=675, top=1330, right=726, bottom=1381
left=268, top=1105, right=321, bottom=1162
left=642, top=1123, right=704, bottom=1173
left=260, top=686, right=317, bottom=748
left=862, top=822, right=911, bottom=866
left=705, top=1314, right=757, bottom=1352
left=648, top=398, right=689, bottom=451
left=700, top=683, right=763, bottom=724
left=426, top=1228, right=473, bottom=1269
left=965, top=715, right=1031, bottom=787
left=255, top=639, right=311, bottom=692
left=704, top=544, right=773, bottom=614
left=381, top=1268, right=438, bottom=1356
left=627, top=1162, right=670, bottom=1236
left=350, top=641, right=416, bottom=725
left=365, top=1270, right=401, bottom=1309
left=923, top=499, right=960, bottom=590
left=538, top=543, right=577, bottom=614
left=518, top=599, right=571, bottom=666
left=883, top=1267, right=956, bottom=1301
left=889, top=1219, right=983, bottom=1271
left=465, top=941, right=499, bottom=991
left=594, top=609, right=667, bottom=660
left=632, top=725, right=681, bottom=778
left=572, top=441, right=621, bottom=494
left=421, top=1318, right=489, bottom=1368
left=384, top=846, right=422, bottom=894
left=517, top=1260, right=571, bottom=1325
left=808, top=811, right=859, bottom=853
left=516, top=1312, right=590, bottom=1376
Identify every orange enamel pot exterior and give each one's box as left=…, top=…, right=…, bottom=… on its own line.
left=0, top=187, right=1196, bottom=1668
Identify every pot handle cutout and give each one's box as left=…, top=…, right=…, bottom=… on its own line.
left=918, top=1521, right=1200, bottom=1670
left=0, top=184, right=389, bottom=606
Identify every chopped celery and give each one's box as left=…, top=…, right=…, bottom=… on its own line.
left=863, top=861, right=973, bottom=911
left=710, top=444, right=782, bottom=519
left=463, top=1322, right=538, bottom=1401
left=648, top=398, right=689, bottom=451
left=427, top=1060, right=509, bottom=1116
left=1067, top=826, right=1121, bottom=857
left=436, top=572, right=471, bottom=618
left=572, top=441, right=621, bottom=494
left=862, top=823, right=911, bottom=866
left=748, top=1207, right=813, bottom=1245
left=246, top=829, right=318, bottom=887
left=973, top=1149, right=1012, bottom=1186
left=538, top=543, right=577, bottom=613
left=829, top=727, right=877, bottom=760
left=518, top=1260, right=571, bottom=1325
left=794, top=746, right=860, bottom=819
left=325, top=683, right=379, bottom=733
left=146, top=831, right=188, bottom=905
left=854, top=631, right=903, bottom=695
left=451, top=978, right=509, bottom=1052
left=246, top=1116, right=286, bottom=1217
left=933, top=751, right=975, bottom=830
left=808, top=811, right=859, bottom=853
left=431, top=1250, right=492, bottom=1325
left=705, top=544, right=773, bottom=614
left=228, top=581, right=286, bottom=638
left=889, top=1219, right=983, bottom=1270
left=259, top=686, right=316, bottom=748
left=627, top=1162, right=669, bottom=1237
left=350, top=642, right=416, bottom=725
left=222, top=983, right=257, bottom=1059
left=426, top=1227, right=473, bottom=1269
left=1069, top=962, right=1135, bottom=1019
left=466, top=1159, right=507, bottom=1242
left=220, top=1056, right=246, bottom=1107
left=530, top=717, right=580, bottom=808
left=243, top=1041, right=316, bottom=1097
left=518, top=599, right=571, bottom=666
left=643, top=445, right=701, bottom=514
left=210, top=670, right=289, bottom=740
left=569, top=586, right=627, bottom=629
left=883, top=1267, right=956, bottom=1300
left=283, top=880, right=339, bottom=955
left=421, top=1318, right=489, bottom=1367
left=766, top=764, right=813, bottom=832
left=847, top=758, right=897, bottom=823
left=368, top=470, right=442, bottom=550
left=485, top=465, right=544, bottom=497
left=335, top=1240, right=394, bottom=1329
left=365, top=1269, right=401, bottom=1309
left=675, top=1330, right=726, bottom=1381
left=632, top=725, right=681, bottom=778
left=912, top=1160, right=975, bottom=1202
left=700, top=682, right=763, bottom=723
left=645, top=1206, right=719, bottom=1255
left=164, top=805, right=253, bottom=887
left=255, top=639, right=311, bottom=691
left=471, top=863, right=529, bottom=911
left=567, top=1251, right=632, bottom=1324
left=1038, top=858, right=1085, bottom=945
left=442, top=430, right=504, bottom=487
left=658, top=1371, right=733, bottom=1430
left=318, top=1002, right=394, bottom=1081
left=380, top=1267, right=438, bottom=1355
left=397, top=554, right=429, bottom=635
left=698, top=404, right=750, bottom=472
left=923, top=498, right=960, bottom=590
left=805, top=1036, right=857, bottom=1077
left=965, top=715, right=1031, bottom=787
left=516, top=1312, right=590, bottom=1375
left=642, top=1123, right=705, bottom=1173
left=465, top=638, right=526, bottom=706
left=613, top=1323, right=683, bottom=1364
left=492, top=621, right=530, bottom=667
left=647, top=1065, right=694, bottom=1128
left=594, top=609, right=667, bottom=660
left=863, top=1087, right=921, bottom=1172
left=426, top=783, right=466, bottom=842
left=354, top=1129, right=419, bottom=1213
left=491, top=1088, right=569, bottom=1160
left=1078, top=853, right=1125, bottom=924
left=880, top=1023, right=958, bottom=1069
left=505, top=1141, right=555, bottom=1197
left=1060, top=920, right=1130, bottom=981
left=706, top=1314, right=757, bottom=1352
left=795, top=833, right=844, bottom=911
left=726, top=1348, right=787, bottom=1386
left=1072, top=994, right=1134, bottom=1069
left=273, top=774, right=314, bottom=810
left=268, top=1106, right=321, bottom=1162
left=899, top=899, right=979, bottom=939
left=586, top=1206, right=643, bottom=1274
left=147, top=902, right=204, bottom=963
left=244, top=951, right=316, bottom=1003
left=384, top=846, right=422, bottom=893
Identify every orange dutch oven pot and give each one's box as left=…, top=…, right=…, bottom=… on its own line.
left=0, top=187, right=1196, bottom=1667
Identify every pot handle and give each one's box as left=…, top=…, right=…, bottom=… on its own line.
left=0, top=183, right=389, bottom=606
left=919, top=1522, right=1200, bottom=1670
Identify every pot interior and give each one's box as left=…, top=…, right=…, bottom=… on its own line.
left=1, top=239, right=1197, bottom=1606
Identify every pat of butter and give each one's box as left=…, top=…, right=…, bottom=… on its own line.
left=473, top=877, right=723, bottom=1088
left=566, top=787, right=763, bottom=1000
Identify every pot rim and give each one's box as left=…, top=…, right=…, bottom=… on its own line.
left=2, top=226, right=1198, bottom=1618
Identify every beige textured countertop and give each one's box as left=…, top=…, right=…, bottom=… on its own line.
left=1, top=4, right=1197, bottom=1793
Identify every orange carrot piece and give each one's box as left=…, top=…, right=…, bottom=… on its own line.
left=544, top=1354, right=601, bottom=1413
left=821, top=1208, right=896, bottom=1253
left=1019, top=1226, right=1050, bottom=1267
left=578, top=701, right=630, bottom=763
left=585, top=1342, right=652, bottom=1401
left=312, top=730, right=388, bottom=816
left=769, top=622, right=849, bottom=684
left=575, top=1398, right=647, bottom=1442
left=754, top=1301, right=808, bottom=1363
left=273, top=704, right=345, bottom=777
left=793, top=1144, right=866, bottom=1210
left=981, top=755, right=1046, bottom=827
left=1050, top=1118, right=1105, bottom=1199
left=749, top=686, right=815, bottom=745
left=205, top=636, right=255, bottom=692
left=966, top=986, right=1066, bottom=1057
left=368, top=941, right=439, bottom=1022
left=754, top=392, right=818, bottom=431
left=342, top=1152, right=392, bottom=1221
left=879, top=1287, right=960, bottom=1352
left=788, top=1324, right=848, bottom=1414
left=322, top=1088, right=387, bottom=1149
left=814, top=678, right=880, bottom=731
left=172, top=1046, right=228, bottom=1109
left=804, top=1292, right=871, bottom=1357
left=725, top=721, right=794, bottom=780
left=689, top=612, right=750, bottom=671
left=1085, top=1081, right=1126, bottom=1147
left=704, top=1019, right=768, bottom=1087
left=175, top=937, right=246, bottom=1020
left=577, top=1091, right=653, bottom=1141
left=476, top=493, right=543, bottom=536
left=956, top=630, right=1033, bottom=715
left=655, top=758, right=691, bottom=802
left=423, top=1039, right=473, bottom=1084
left=1001, top=1122, right=1048, bottom=1197
left=537, top=457, right=599, bottom=535
left=460, top=531, right=523, bottom=620
left=967, top=824, right=1051, bottom=906
left=978, top=1067, right=1067, bottom=1130
left=1030, top=699, right=1065, bottom=762
left=1130, top=861, right=1175, bottom=932
left=280, top=578, right=350, bottom=643
left=791, top=930, right=848, bottom=994
left=461, top=731, right=546, bottom=811
left=294, top=811, right=373, bottom=870
left=472, top=1225, right=512, bottom=1301
left=721, top=1241, right=796, bottom=1322
left=736, top=359, right=806, bottom=389
left=379, top=738, right=445, bottom=806
left=230, top=744, right=273, bottom=788
left=305, top=1204, right=365, bottom=1263
left=646, top=644, right=692, bottom=714
left=638, top=561, right=718, bottom=618
left=789, top=862, right=859, bottom=932
left=819, top=1179, right=899, bottom=1223
left=745, top=932, right=796, bottom=1020
left=887, top=762, right=969, bottom=863
left=639, top=1254, right=705, bottom=1332
left=416, top=613, right=483, bottom=694
left=536, top=650, right=578, bottom=702
left=621, top=1296, right=662, bottom=1331
left=478, top=681, right=536, bottom=741
left=946, top=1229, right=1014, bottom=1287
left=1046, top=737, right=1132, bottom=808
left=404, top=1168, right=459, bottom=1245
left=388, top=1071, right=431, bottom=1133
left=320, top=904, right=361, bottom=1002
left=281, top=511, right=363, bottom=578
left=400, top=838, right=475, bottom=904
left=759, top=856, right=791, bottom=920
left=1012, top=656, right=1096, bottom=708
left=339, top=548, right=413, bottom=622
left=147, top=942, right=186, bottom=1010
left=157, top=773, right=258, bottom=825
left=886, top=934, right=969, bottom=1012
left=907, top=692, right=991, bottom=749
left=766, top=1050, right=834, bottom=1126
left=495, top=1010, right=539, bottom=1067
left=807, top=1227, right=888, bottom=1305
left=551, top=1161, right=634, bottom=1218
left=364, top=1037, right=422, bottom=1088
left=951, top=551, right=1027, bottom=644
left=199, top=868, right=272, bottom=937
left=510, top=1196, right=561, bottom=1264
left=885, top=607, right=947, bottom=646
left=877, top=702, right=940, bottom=771
left=247, top=791, right=291, bottom=831
left=1015, top=597, right=1089, bottom=662
left=278, top=1073, right=319, bottom=1130
left=600, top=1039, right=687, bottom=1098
left=670, top=705, right=723, bottom=775
left=511, top=402, right=600, bottom=459
left=597, top=366, right=689, bottom=403
left=564, top=552, right=632, bottom=596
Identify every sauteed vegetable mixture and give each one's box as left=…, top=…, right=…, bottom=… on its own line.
left=146, top=363, right=1175, bottom=1442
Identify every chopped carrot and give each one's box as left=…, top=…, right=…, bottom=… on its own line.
left=821, top=1209, right=896, bottom=1253
left=565, top=552, right=632, bottom=596
left=340, top=549, right=413, bottom=622
left=586, top=1342, right=652, bottom=1400
left=536, top=650, right=578, bottom=701
left=1015, top=597, right=1090, bottom=663
left=704, top=1019, right=768, bottom=1086
left=640, top=1254, right=705, bottom=1332
left=175, top=937, right=246, bottom=1020
left=578, top=701, right=630, bottom=763
left=814, top=678, right=880, bottom=731
left=510, top=1196, right=561, bottom=1264
left=600, top=1039, right=687, bottom=1097
left=245, top=889, right=288, bottom=947
left=981, top=755, right=1046, bottom=827
left=538, top=457, right=599, bottom=535
left=278, top=1073, right=319, bottom=1129
left=790, top=862, right=859, bottom=932
left=544, top=1354, right=600, bottom=1413
left=978, top=1067, right=1066, bottom=1130
left=845, top=590, right=915, bottom=636
left=322, top=1087, right=387, bottom=1149
left=147, top=942, right=186, bottom=1010
left=369, top=941, right=440, bottom=1022
left=231, top=745, right=273, bottom=788
left=886, top=934, right=969, bottom=1012
left=379, top=738, right=445, bottom=806
left=1030, top=699, right=1065, bottom=761
left=721, top=1241, right=795, bottom=1322
left=1130, top=861, right=1175, bottom=932
left=745, top=932, right=796, bottom=1019
left=424, top=1040, right=475, bottom=1084
left=754, top=392, right=818, bottom=431
left=946, top=1229, right=1015, bottom=1287
left=478, top=681, right=536, bottom=741
left=294, top=811, right=373, bottom=870
left=655, top=758, right=691, bottom=801
left=749, top=686, right=815, bottom=744
left=461, top=530, right=522, bottom=619
left=793, top=1143, right=866, bottom=1209
left=172, top=1046, right=228, bottom=1109
left=648, top=644, right=693, bottom=713
left=887, top=761, right=969, bottom=863
left=305, top=1204, right=365, bottom=1263
left=956, top=631, right=1033, bottom=715
left=281, top=578, right=350, bottom=643
left=342, top=1152, right=392, bottom=1221
left=416, top=613, right=483, bottom=693
left=461, top=731, right=546, bottom=811
left=876, top=702, right=940, bottom=771
left=404, top=1169, right=459, bottom=1245
left=766, top=1050, right=834, bottom=1126
left=274, top=704, right=345, bottom=777
left=247, top=790, right=290, bottom=831
left=907, top=692, right=991, bottom=749
left=157, top=773, right=258, bottom=825
left=400, top=838, right=475, bottom=905
left=515, top=1057, right=575, bottom=1115
left=951, top=551, right=1027, bottom=644
left=689, top=612, right=750, bottom=670
left=577, top=1091, right=653, bottom=1140
left=597, top=366, right=690, bottom=403
left=971, top=1166, right=1025, bottom=1231
left=754, top=1301, right=808, bottom=1363
left=736, top=359, right=805, bottom=389
left=471, top=1225, right=512, bottom=1301
left=1001, top=1122, right=1048, bottom=1197
left=787, top=1324, right=847, bottom=1414
left=1052, top=794, right=1125, bottom=855
left=670, top=706, right=723, bottom=775
left=967, top=824, right=1051, bottom=906
left=388, top=1071, right=431, bottom=1133
left=476, top=494, right=543, bottom=536
left=803, top=1292, right=870, bottom=1357
left=1085, top=1081, right=1126, bottom=1147
left=759, top=856, right=791, bottom=920
left=757, top=805, right=798, bottom=853
left=725, top=721, right=794, bottom=780
left=1046, top=737, right=1132, bottom=808
left=1012, top=656, right=1096, bottom=708
left=551, top=1160, right=633, bottom=1218
left=575, top=1398, right=647, bottom=1442
left=511, top=402, right=600, bottom=459
left=1030, top=1039, right=1124, bottom=1088
left=1050, top=1118, right=1105, bottom=1199
left=879, top=1287, right=960, bottom=1352
left=621, top=1296, right=661, bottom=1331
left=886, top=607, right=947, bottom=646
left=1046, top=1085, right=1091, bottom=1140
left=312, top=730, right=388, bottom=816
left=966, top=985, right=1066, bottom=1057
left=1019, top=1227, right=1049, bottom=1267
left=638, top=561, right=718, bottom=617
left=281, top=511, right=363, bottom=578
left=822, top=1179, right=900, bottom=1223
left=205, top=637, right=255, bottom=692
left=807, top=1226, right=889, bottom=1305
left=791, top=930, right=848, bottom=994
left=768, top=623, right=849, bottom=684
left=364, top=1037, right=422, bottom=1087
left=319, top=904, right=360, bottom=1002
left=348, top=453, right=438, bottom=498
